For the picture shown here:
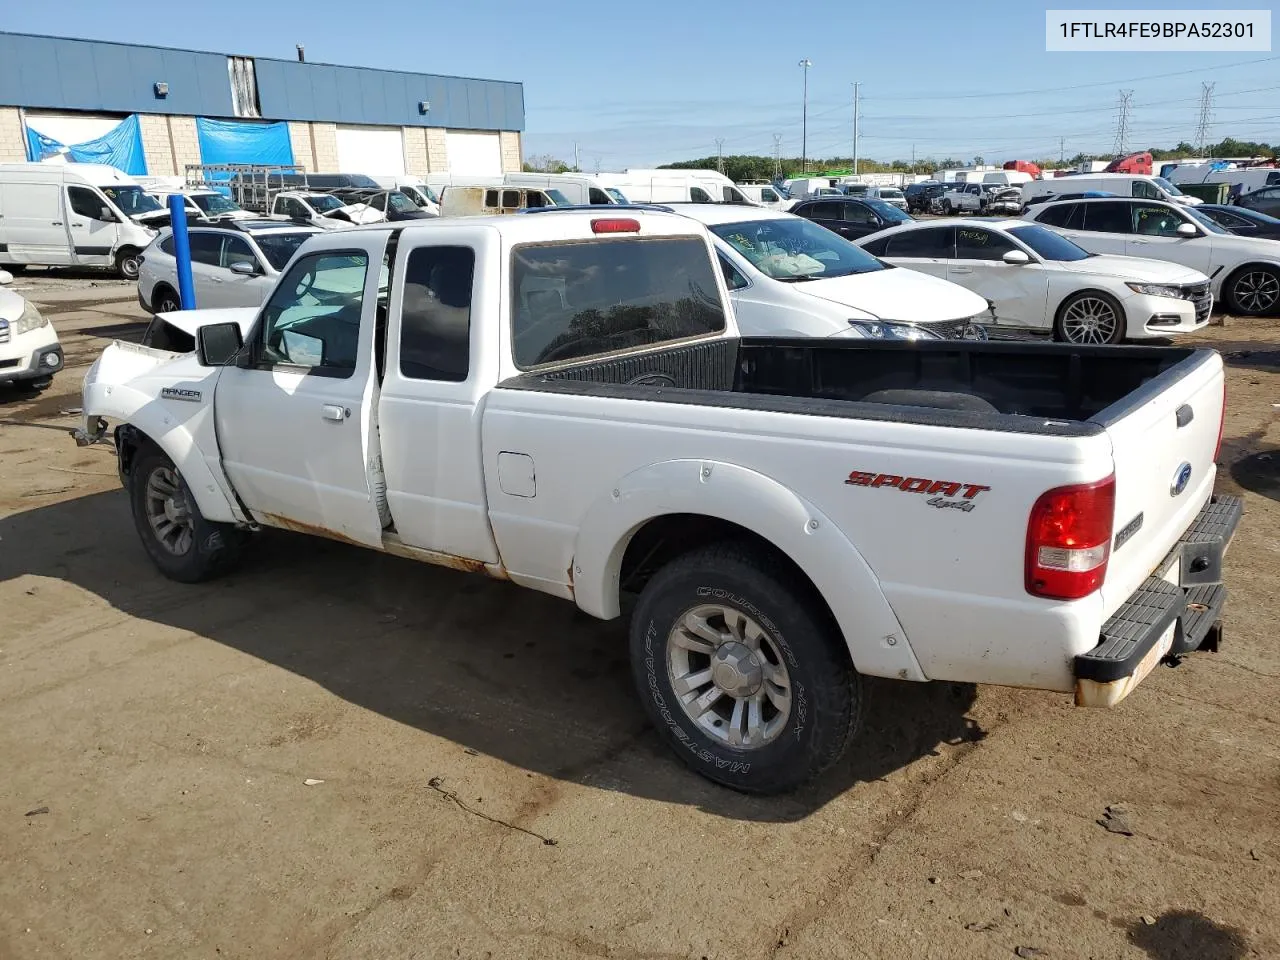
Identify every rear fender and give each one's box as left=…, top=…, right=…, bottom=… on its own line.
left=572, top=459, right=926, bottom=682
left=82, top=343, right=245, bottom=524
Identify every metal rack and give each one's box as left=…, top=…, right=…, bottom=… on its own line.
left=183, top=163, right=307, bottom=214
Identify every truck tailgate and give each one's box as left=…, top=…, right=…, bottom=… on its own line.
left=1099, top=351, right=1225, bottom=617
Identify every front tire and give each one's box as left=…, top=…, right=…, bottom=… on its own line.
left=129, top=447, right=243, bottom=583
left=1224, top=265, right=1280, bottom=316
left=151, top=284, right=181, bottom=314
left=1054, top=290, right=1125, bottom=344
left=115, top=248, right=141, bottom=281
left=629, top=542, right=861, bottom=794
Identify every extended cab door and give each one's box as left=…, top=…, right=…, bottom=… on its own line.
left=213, top=231, right=390, bottom=547
left=376, top=225, right=502, bottom=563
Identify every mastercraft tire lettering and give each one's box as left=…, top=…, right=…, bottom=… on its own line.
left=629, top=542, right=861, bottom=793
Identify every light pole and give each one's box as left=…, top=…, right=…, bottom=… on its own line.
left=799, top=59, right=812, bottom=173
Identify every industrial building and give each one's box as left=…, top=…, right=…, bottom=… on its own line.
left=0, top=31, right=524, bottom=178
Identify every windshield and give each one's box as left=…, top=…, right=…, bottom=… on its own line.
left=1007, top=224, right=1090, bottom=262
left=879, top=188, right=904, bottom=200
left=545, top=188, right=572, bottom=206
left=842, top=184, right=869, bottom=194
left=863, top=198, right=911, bottom=223
left=307, top=194, right=344, bottom=213
left=1185, top=206, right=1228, bottom=234
left=1152, top=176, right=1184, bottom=196
left=711, top=218, right=888, bottom=280
left=387, top=191, right=418, bottom=213
left=102, top=185, right=163, bottom=216
left=190, top=193, right=242, bottom=215
left=255, top=232, right=315, bottom=271
left=605, top=187, right=628, bottom=203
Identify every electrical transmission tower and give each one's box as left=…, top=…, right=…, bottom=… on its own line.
left=1112, top=89, right=1133, bottom=156
left=716, top=138, right=725, bottom=173
left=772, top=134, right=783, bottom=180
left=1194, top=82, right=1215, bottom=156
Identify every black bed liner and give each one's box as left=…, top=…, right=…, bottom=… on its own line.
left=499, top=336, right=1214, bottom=438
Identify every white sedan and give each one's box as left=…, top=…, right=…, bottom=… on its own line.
left=671, top=204, right=991, bottom=340
left=857, top=218, right=1212, bottom=344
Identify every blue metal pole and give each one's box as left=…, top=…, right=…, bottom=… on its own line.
left=168, top=194, right=196, bottom=310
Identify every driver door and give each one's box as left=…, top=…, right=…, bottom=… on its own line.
left=213, top=232, right=390, bottom=547
left=950, top=226, right=1047, bottom=328
left=1126, top=203, right=1212, bottom=274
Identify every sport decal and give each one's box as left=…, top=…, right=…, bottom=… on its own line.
left=845, top=471, right=990, bottom=512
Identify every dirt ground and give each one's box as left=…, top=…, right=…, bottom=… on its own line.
left=1, top=269, right=1277, bottom=960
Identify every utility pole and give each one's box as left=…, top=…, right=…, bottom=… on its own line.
left=799, top=59, right=812, bottom=173
left=1113, top=89, right=1133, bottom=156
left=1194, top=82, right=1215, bottom=156
left=772, top=133, right=783, bottom=181
left=574, top=141, right=580, bottom=171
left=911, top=143, right=915, bottom=169
left=716, top=137, right=725, bottom=174
left=851, top=81, right=861, bottom=177
left=1059, top=137, right=1065, bottom=165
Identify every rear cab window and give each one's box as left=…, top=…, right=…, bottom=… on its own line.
left=511, top=237, right=726, bottom=368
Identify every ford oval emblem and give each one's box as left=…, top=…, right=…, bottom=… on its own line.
left=1170, top=462, right=1192, bottom=497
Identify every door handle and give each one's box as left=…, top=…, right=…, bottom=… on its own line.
left=51, top=221, right=63, bottom=226
left=321, top=404, right=349, bottom=422
left=71, top=221, right=85, bottom=226
left=209, top=277, right=223, bottom=283
left=952, top=267, right=973, bottom=274
left=1131, top=239, right=1149, bottom=244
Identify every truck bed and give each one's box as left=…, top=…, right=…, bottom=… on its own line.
left=501, top=337, right=1211, bottom=436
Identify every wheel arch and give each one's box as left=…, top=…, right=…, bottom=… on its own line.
left=111, top=413, right=243, bottom=525
left=1220, top=260, right=1280, bottom=310
left=1053, top=286, right=1126, bottom=341
left=571, top=459, right=927, bottom=681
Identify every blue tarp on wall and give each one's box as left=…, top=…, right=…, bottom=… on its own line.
left=24, top=114, right=147, bottom=175
left=195, top=118, right=294, bottom=177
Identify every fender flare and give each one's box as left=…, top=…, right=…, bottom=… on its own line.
left=571, top=459, right=927, bottom=682
left=92, top=382, right=244, bottom=525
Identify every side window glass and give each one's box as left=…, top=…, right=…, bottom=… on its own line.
left=762, top=188, right=779, bottom=202
left=690, top=187, right=713, bottom=203
left=160, top=235, right=176, bottom=256
left=718, top=254, right=749, bottom=290
left=221, top=236, right=258, bottom=271
left=1132, top=180, right=1159, bottom=199
left=844, top=202, right=876, bottom=225
left=258, top=252, right=369, bottom=377
left=887, top=227, right=952, bottom=258
left=187, top=233, right=222, bottom=266
left=589, top=188, right=609, bottom=205
left=1038, top=202, right=1081, bottom=229
left=807, top=201, right=838, bottom=219
left=1133, top=205, right=1183, bottom=237
left=67, top=186, right=106, bottom=220
left=955, top=227, right=1017, bottom=260
left=484, top=190, right=500, bottom=208
left=502, top=189, right=521, bottom=208
left=399, top=245, right=474, bottom=382
left=859, top=236, right=890, bottom=257
left=1081, top=202, right=1132, bottom=234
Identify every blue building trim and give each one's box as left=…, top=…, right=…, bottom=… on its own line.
left=0, top=32, right=524, bottom=132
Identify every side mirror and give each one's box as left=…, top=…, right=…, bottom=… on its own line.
left=1176, top=222, right=1199, bottom=237
left=99, top=206, right=118, bottom=222
left=229, top=260, right=258, bottom=276
left=196, top=322, right=244, bottom=366
left=1002, top=249, right=1031, bottom=265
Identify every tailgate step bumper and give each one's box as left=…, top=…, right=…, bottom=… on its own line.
left=1074, top=494, right=1241, bottom=708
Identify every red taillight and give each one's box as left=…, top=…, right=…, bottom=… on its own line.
left=1025, top=475, right=1116, bottom=600
left=591, top=218, right=640, bottom=234
left=1214, top=379, right=1226, bottom=462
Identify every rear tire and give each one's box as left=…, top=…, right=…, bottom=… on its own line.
left=629, top=542, right=861, bottom=794
left=129, top=446, right=244, bottom=583
left=1223, top=265, right=1280, bottom=316
left=1054, top=290, right=1125, bottom=345
left=151, top=284, right=181, bottom=314
left=115, top=248, right=141, bottom=281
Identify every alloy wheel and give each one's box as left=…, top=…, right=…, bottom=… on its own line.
left=1061, top=296, right=1120, bottom=344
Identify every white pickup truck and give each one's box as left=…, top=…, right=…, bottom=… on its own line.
left=76, top=209, right=1241, bottom=794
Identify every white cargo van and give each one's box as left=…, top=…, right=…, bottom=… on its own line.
left=596, top=169, right=751, bottom=204
left=503, top=173, right=628, bottom=205
left=439, top=185, right=556, bottom=217
left=1164, top=164, right=1280, bottom=195
left=0, top=163, right=160, bottom=279
left=1023, top=173, right=1201, bottom=207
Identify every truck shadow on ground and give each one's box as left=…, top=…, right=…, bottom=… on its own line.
left=0, top=490, right=985, bottom=823
left=1126, top=909, right=1249, bottom=960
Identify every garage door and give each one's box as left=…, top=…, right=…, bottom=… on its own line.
left=446, top=131, right=502, bottom=176
left=335, top=125, right=405, bottom=177
left=24, top=112, right=126, bottom=150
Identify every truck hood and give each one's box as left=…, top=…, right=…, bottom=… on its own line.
left=798, top=266, right=989, bottom=322
left=155, top=307, right=259, bottom=339
left=1057, top=254, right=1207, bottom=284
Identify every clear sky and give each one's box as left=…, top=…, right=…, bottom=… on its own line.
left=5, top=1, right=1278, bottom=168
